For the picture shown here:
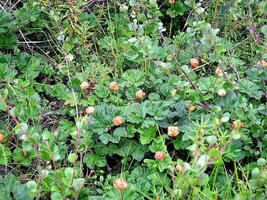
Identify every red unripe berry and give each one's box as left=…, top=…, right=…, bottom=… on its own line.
left=215, top=68, right=223, bottom=76
left=218, top=89, right=227, bottom=97
left=85, top=106, right=94, bottom=115
left=154, top=151, right=165, bottom=161
left=135, top=89, right=145, bottom=100
left=232, top=120, right=243, bottom=129
left=189, top=58, right=200, bottom=69
left=0, top=133, right=4, bottom=142
left=113, top=116, right=123, bottom=126
left=113, top=178, right=127, bottom=190
left=80, top=81, right=90, bottom=90
left=168, top=126, right=179, bottom=137
left=187, top=105, right=196, bottom=111
left=176, top=164, right=185, bottom=174
left=109, top=81, right=119, bottom=91
left=258, top=60, right=267, bottom=68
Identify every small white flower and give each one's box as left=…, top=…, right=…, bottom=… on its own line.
left=171, top=89, right=177, bottom=96
left=66, top=54, right=74, bottom=62
left=119, top=5, right=128, bottom=12
left=20, top=134, right=27, bottom=140
left=57, top=33, right=65, bottom=41
left=183, top=162, right=191, bottom=171
left=128, top=37, right=137, bottom=43
left=206, top=135, right=217, bottom=146
left=130, top=10, right=136, bottom=18
left=41, top=169, right=49, bottom=176
left=196, top=155, right=208, bottom=168
left=196, top=7, right=205, bottom=14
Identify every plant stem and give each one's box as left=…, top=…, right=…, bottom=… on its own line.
left=0, top=144, right=7, bottom=173
left=234, top=161, right=241, bottom=193
left=120, top=190, right=123, bottom=200
left=212, top=0, right=220, bottom=27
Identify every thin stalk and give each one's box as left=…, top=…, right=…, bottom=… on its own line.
left=234, top=161, right=241, bottom=194
left=0, top=144, right=7, bottom=173
left=120, top=190, right=123, bottom=200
